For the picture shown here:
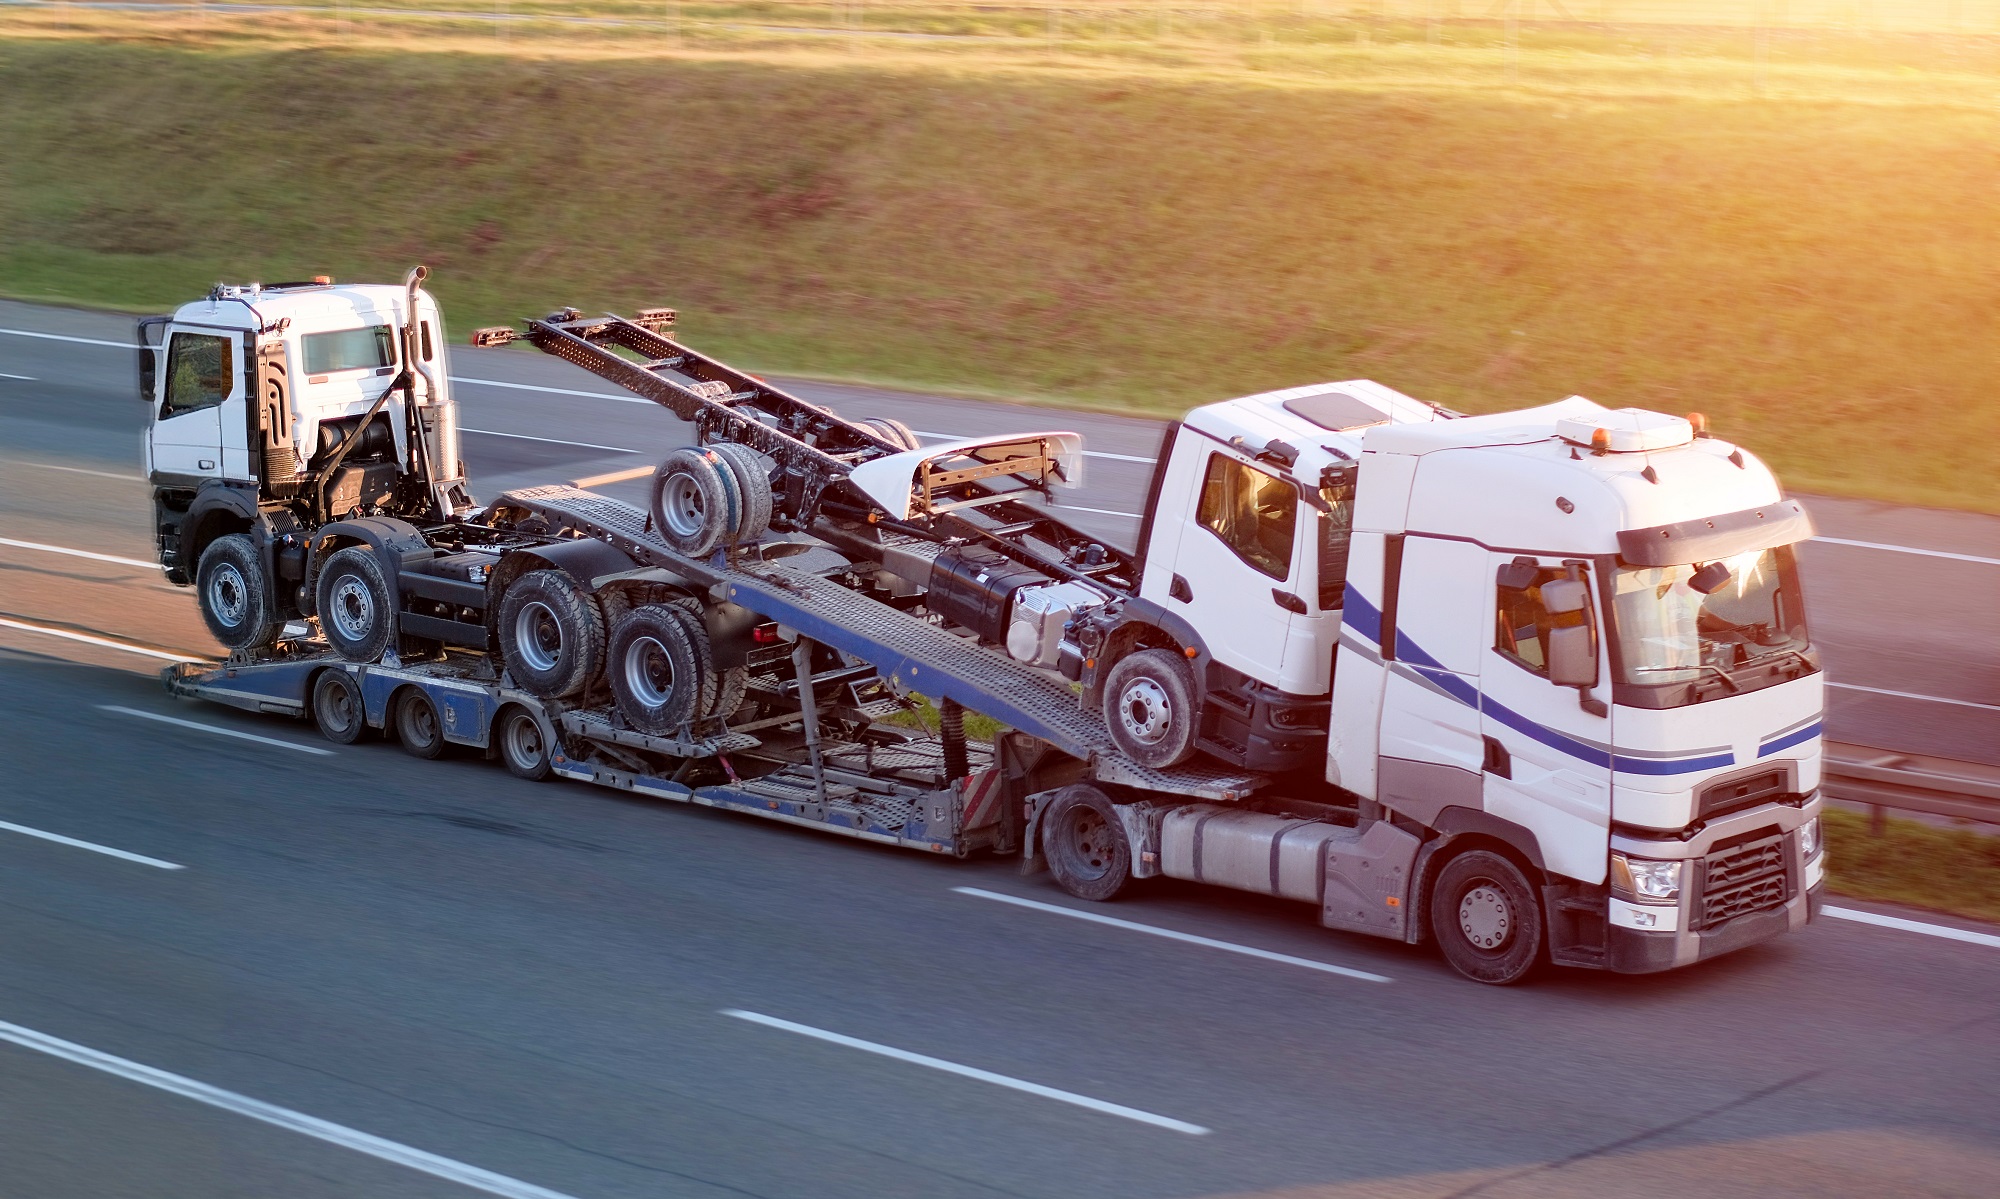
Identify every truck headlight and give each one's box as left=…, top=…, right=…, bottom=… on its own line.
left=1799, top=816, right=1823, bottom=862
left=1610, top=853, right=1682, bottom=905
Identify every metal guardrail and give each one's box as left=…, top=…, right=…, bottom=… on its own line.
left=1824, top=742, right=2000, bottom=831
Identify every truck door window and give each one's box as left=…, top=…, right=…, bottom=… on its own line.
left=1494, top=563, right=1578, bottom=676
left=161, top=333, right=232, bottom=418
left=1196, top=453, right=1296, bottom=581
left=302, top=325, right=395, bottom=375
left=1316, top=473, right=1355, bottom=610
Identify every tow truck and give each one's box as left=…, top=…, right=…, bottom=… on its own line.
left=147, top=269, right=1828, bottom=984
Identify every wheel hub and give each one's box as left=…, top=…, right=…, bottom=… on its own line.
left=625, top=636, right=677, bottom=707
left=1067, top=810, right=1110, bottom=878
left=514, top=600, right=564, bottom=672
left=1459, top=884, right=1513, bottom=950
left=330, top=578, right=374, bottom=641
left=662, top=475, right=706, bottom=538
left=1117, top=678, right=1172, bottom=745
left=207, top=564, right=247, bottom=628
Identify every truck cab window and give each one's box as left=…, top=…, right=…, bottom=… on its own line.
left=1196, top=452, right=1296, bottom=581
left=1494, top=563, right=1576, bottom=675
left=1316, top=475, right=1355, bottom=610
left=302, top=325, right=395, bottom=375
left=161, top=333, right=232, bottom=418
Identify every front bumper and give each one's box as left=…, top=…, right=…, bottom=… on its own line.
left=1599, top=796, right=1825, bottom=975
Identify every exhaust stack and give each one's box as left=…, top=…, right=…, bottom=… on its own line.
left=403, top=265, right=471, bottom=517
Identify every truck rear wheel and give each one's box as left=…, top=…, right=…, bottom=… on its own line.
left=311, top=669, right=368, bottom=744
left=316, top=546, right=395, bottom=662
left=1430, top=849, right=1545, bottom=985
left=1042, top=785, right=1133, bottom=902
left=497, top=705, right=554, bottom=781
left=650, top=447, right=740, bottom=557
left=497, top=570, right=606, bottom=699
left=706, top=442, right=774, bottom=544
left=394, top=689, right=446, bottom=760
left=860, top=417, right=921, bottom=452
left=607, top=604, right=708, bottom=736
left=1102, top=648, right=1199, bottom=769
left=196, top=533, right=281, bottom=652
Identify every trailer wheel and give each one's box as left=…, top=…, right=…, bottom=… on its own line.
left=496, top=705, right=554, bottom=781
left=1042, top=785, right=1133, bottom=902
left=311, top=669, right=367, bottom=745
left=713, top=666, right=751, bottom=722
left=860, top=417, right=922, bottom=452
left=1102, top=648, right=1199, bottom=769
left=706, top=442, right=774, bottom=544
left=650, top=447, right=741, bottom=557
left=497, top=570, right=606, bottom=699
left=317, top=546, right=395, bottom=662
left=663, top=603, right=722, bottom=720
left=195, top=533, right=281, bottom=652
left=608, top=604, right=707, bottom=735
left=1429, top=849, right=1545, bottom=986
left=393, top=689, right=446, bottom=760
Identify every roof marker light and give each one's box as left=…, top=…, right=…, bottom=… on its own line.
left=1590, top=428, right=1611, bottom=456
left=1686, top=411, right=1708, bottom=437
left=313, top=275, right=332, bottom=285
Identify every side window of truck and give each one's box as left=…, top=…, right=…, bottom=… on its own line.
left=1316, top=471, right=1356, bottom=611
left=1494, top=562, right=1569, bottom=675
left=1196, top=452, right=1296, bottom=581
left=161, top=333, right=232, bottom=419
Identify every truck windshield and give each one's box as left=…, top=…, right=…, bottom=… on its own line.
left=1610, top=545, right=1815, bottom=701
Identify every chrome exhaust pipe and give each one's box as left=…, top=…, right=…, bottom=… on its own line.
left=403, top=265, right=469, bottom=516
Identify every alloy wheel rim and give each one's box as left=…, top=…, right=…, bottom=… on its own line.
left=1459, top=883, right=1513, bottom=951
left=514, top=601, right=564, bottom=672
left=625, top=636, right=677, bottom=707
left=330, top=577, right=374, bottom=642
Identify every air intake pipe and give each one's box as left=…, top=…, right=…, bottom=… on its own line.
left=403, top=265, right=469, bottom=517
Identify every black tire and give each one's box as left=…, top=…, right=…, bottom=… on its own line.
left=195, top=533, right=281, bottom=651
left=497, top=570, right=606, bottom=699
left=311, top=669, right=367, bottom=745
left=712, top=666, right=750, bottom=722
left=650, top=446, right=741, bottom=557
left=496, top=705, right=554, bottom=781
left=1042, top=785, right=1133, bottom=902
left=860, top=416, right=922, bottom=452
left=1430, top=849, right=1546, bottom=986
left=607, top=604, right=707, bottom=735
left=1102, top=647, right=1200, bottom=769
left=394, top=689, right=446, bottom=760
left=706, top=441, right=774, bottom=544
left=664, top=603, right=722, bottom=720
left=316, top=545, right=395, bottom=662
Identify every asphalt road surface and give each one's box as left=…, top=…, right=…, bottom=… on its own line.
left=2, top=299, right=1998, bottom=1199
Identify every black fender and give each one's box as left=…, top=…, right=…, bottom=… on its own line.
left=488, top=537, right=644, bottom=605
left=302, top=516, right=429, bottom=619
left=1404, top=807, right=1549, bottom=946
left=168, top=482, right=259, bottom=584
left=1082, top=596, right=1212, bottom=706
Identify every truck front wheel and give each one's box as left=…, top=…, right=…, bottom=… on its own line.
left=1102, top=648, right=1199, bottom=769
left=1430, top=849, right=1545, bottom=985
left=317, top=546, right=394, bottom=662
left=1042, top=785, right=1133, bottom=902
left=196, top=533, right=281, bottom=652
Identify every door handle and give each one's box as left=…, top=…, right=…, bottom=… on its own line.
left=1271, top=589, right=1307, bottom=614
left=1169, top=574, right=1192, bottom=603
left=1481, top=735, right=1512, bottom=779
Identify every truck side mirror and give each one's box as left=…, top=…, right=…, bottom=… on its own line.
left=137, top=317, right=169, bottom=407
left=1546, top=623, right=1596, bottom=688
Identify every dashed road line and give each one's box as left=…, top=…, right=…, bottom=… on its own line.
left=0, top=327, right=130, bottom=348
left=1826, top=682, right=2000, bottom=714
left=954, top=886, right=1392, bottom=983
left=1825, top=906, right=2000, bottom=950
left=8, top=460, right=142, bottom=482
left=0, top=536, right=161, bottom=570
left=0, top=819, right=184, bottom=870
left=461, top=426, right=642, bottom=454
left=100, top=705, right=334, bottom=756
left=723, top=1009, right=1210, bottom=1135
left=0, top=618, right=191, bottom=663
left=0, top=1019, right=583, bottom=1199
left=1810, top=536, right=2000, bottom=568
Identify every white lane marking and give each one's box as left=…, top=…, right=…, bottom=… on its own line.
left=9, top=460, right=143, bottom=481
left=1826, top=682, right=2000, bottom=714
left=722, top=1009, right=1209, bottom=1135
left=1825, top=906, right=2000, bottom=950
left=569, top=466, right=655, bottom=489
left=0, top=1019, right=583, bottom=1199
left=1046, top=504, right=1143, bottom=520
left=0, top=618, right=191, bottom=663
left=100, top=705, right=334, bottom=756
left=451, top=375, right=642, bottom=403
left=461, top=426, right=642, bottom=454
left=1811, top=537, right=2000, bottom=568
left=0, top=371, right=34, bottom=380
left=0, top=327, right=131, bottom=349
left=0, top=819, right=184, bottom=870
left=0, top=536, right=161, bottom=570
left=953, top=887, right=1392, bottom=983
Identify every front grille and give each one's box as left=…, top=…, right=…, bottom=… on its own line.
left=1696, top=831, right=1791, bottom=931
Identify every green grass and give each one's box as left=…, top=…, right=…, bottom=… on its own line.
left=3, top=16, right=1999, bottom=510
left=1824, top=808, right=2000, bottom=926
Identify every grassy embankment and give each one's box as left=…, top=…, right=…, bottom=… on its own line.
left=3, top=13, right=1998, bottom=509
left=1825, top=810, right=2000, bottom=925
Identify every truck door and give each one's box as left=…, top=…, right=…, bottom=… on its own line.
left=1157, top=448, right=1304, bottom=687
left=1377, top=536, right=1487, bottom=793
left=1481, top=555, right=1613, bottom=883
left=147, top=328, right=237, bottom=485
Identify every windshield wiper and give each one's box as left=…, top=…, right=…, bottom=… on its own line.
left=1632, top=664, right=1742, bottom=696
